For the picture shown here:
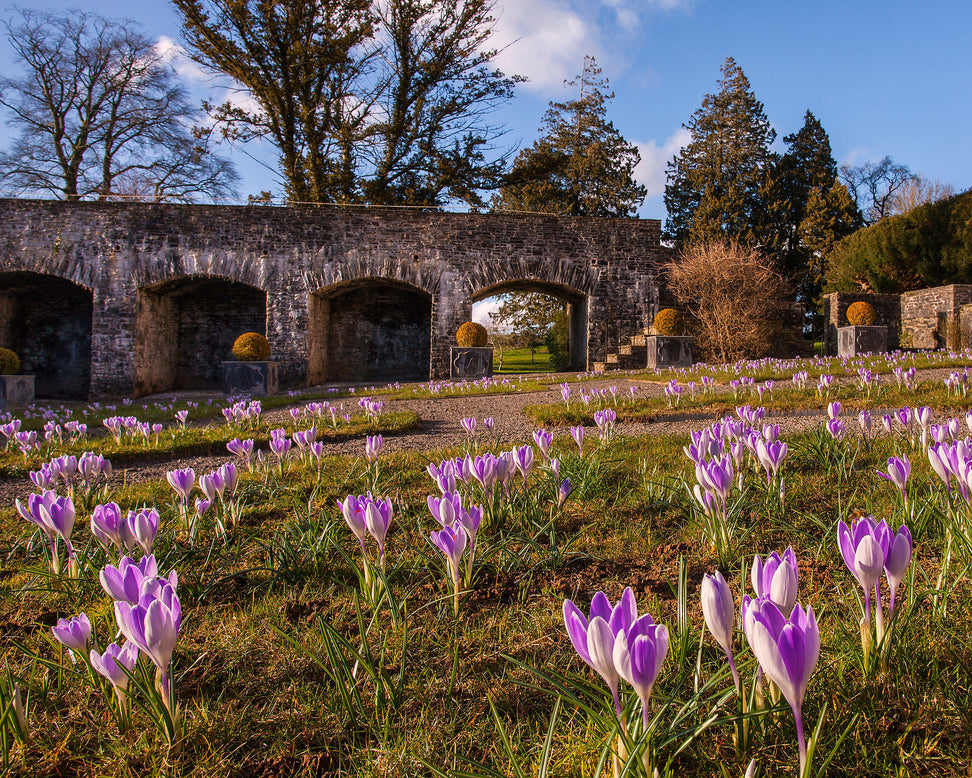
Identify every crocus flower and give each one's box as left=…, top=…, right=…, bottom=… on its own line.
left=838, top=517, right=889, bottom=621
left=826, top=417, right=845, bottom=442
left=745, top=599, right=819, bottom=776
left=52, top=613, right=92, bottom=655
left=91, top=502, right=134, bottom=555
left=533, top=429, right=553, bottom=459
left=90, top=640, right=139, bottom=692
left=755, top=438, right=787, bottom=487
left=701, top=571, right=739, bottom=691
left=100, top=555, right=159, bottom=604
left=513, top=445, right=534, bottom=481
left=613, top=614, right=669, bottom=726
left=827, top=401, right=841, bottom=420
left=563, top=589, right=638, bottom=715
left=570, top=425, right=585, bottom=456
left=365, top=434, right=383, bottom=462
left=752, top=548, right=798, bottom=615
left=558, top=478, right=573, bottom=507
left=338, top=495, right=368, bottom=556
left=363, top=495, right=393, bottom=564
left=166, top=468, right=195, bottom=502
left=884, top=525, right=913, bottom=615
left=128, top=508, right=159, bottom=556
left=877, top=455, right=911, bottom=508
left=460, top=417, right=477, bottom=436
left=431, top=524, right=466, bottom=615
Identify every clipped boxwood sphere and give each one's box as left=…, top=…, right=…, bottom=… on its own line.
left=456, top=321, right=488, bottom=347
left=846, top=301, right=877, bottom=326
left=652, top=308, right=684, bottom=336
left=232, top=332, right=271, bottom=361
left=0, top=348, right=19, bottom=375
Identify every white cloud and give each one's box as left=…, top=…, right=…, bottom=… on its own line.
left=633, top=127, right=691, bottom=198
left=472, top=298, right=502, bottom=326
left=154, top=36, right=213, bottom=85
left=491, top=0, right=595, bottom=91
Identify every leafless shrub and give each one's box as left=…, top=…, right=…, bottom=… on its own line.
left=666, top=241, right=790, bottom=363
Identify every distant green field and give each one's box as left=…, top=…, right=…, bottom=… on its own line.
left=493, top=345, right=555, bottom=373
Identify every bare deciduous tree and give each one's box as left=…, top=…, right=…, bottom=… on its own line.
left=838, top=156, right=917, bottom=225
left=0, top=8, right=237, bottom=202
left=888, top=175, right=955, bottom=215
left=666, top=241, right=789, bottom=363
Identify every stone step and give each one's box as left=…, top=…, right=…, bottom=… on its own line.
left=592, top=361, right=607, bottom=373
left=604, top=352, right=619, bottom=365
left=630, top=334, right=647, bottom=347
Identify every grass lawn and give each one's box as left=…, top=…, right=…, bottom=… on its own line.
left=494, top=345, right=557, bottom=374
left=2, top=356, right=972, bottom=776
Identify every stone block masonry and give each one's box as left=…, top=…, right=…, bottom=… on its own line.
left=0, top=200, right=670, bottom=398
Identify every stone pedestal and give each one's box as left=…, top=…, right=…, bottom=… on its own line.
left=0, top=375, right=34, bottom=410
left=646, top=336, right=693, bottom=369
left=220, top=361, right=279, bottom=396
left=837, top=326, right=887, bottom=357
left=450, top=347, right=493, bottom=379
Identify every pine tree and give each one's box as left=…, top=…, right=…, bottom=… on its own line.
left=664, top=57, right=776, bottom=247
left=766, top=111, right=861, bottom=304
left=492, top=56, right=645, bottom=217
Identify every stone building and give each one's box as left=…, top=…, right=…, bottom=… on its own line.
left=0, top=199, right=670, bottom=398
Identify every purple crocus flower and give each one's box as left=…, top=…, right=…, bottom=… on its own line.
left=613, top=613, right=669, bottom=726
left=513, top=445, right=534, bottom=481
left=752, top=548, right=799, bottom=615
left=755, top=439, right=787, bottom=486
left=114, top=582, right=181, bottom=705
left=363, top=495, right=393, bottom=563
left=838, top=517, right=890, bottom=620
left=745, top=599, right=819, bottom=776
left=558, top=478, right=573, bottom=507
left=460, top=417, right=477, bottom=436
left=427, top=492, right=461, bottom=527
left=100, top=555, right=159, bottom=604
left=431, top=524, right=466, bottom=614
left=701, top=570, right=739, bottom=691
left=89, top=640, right=139, bottom=692
left=826, top=417, right=845, bottom=442
left=52, top=613, right=92, bottom=654
left=570, top=425, right=585, bottom=456
left=533, top=429, right=553, bottom=459
left=91, top=502, right=135, bottom=554
left=884, top=525, right=913, bottom=615
left=877, top=455, right=911, bottom=507
left=128, top=508, right=159, bottom=556
left=563, top=589, right=638, bottom=715
left=365, top=434, right=383, bottom=462
left=166, top=468, right=195, bottom=502
left=338, top=495, right=368, bottom=555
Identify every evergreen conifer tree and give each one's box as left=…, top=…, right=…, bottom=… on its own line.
left=664, top=57, right=776, bottom=247
left=492, top=56, right=645, bottom=217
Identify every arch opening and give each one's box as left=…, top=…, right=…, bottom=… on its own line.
left=135, top=276, right=267, bottom=395
left=0, top=272, right=93, bottom=399
left=309, top=279, right=432, bottom=384
left=471, top=280, right=588, bottom=372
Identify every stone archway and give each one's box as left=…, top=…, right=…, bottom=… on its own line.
left=135, top=276, right=267, bottom=395
left=308, top=279, right=433, bottom=384
left=471, top=279, right=589, bottom=371
left=0, top=271, right=93, bottom=399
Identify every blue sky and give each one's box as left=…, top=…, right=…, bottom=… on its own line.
left=1, top=0, right=969, bottom=222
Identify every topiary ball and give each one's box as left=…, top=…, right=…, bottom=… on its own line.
left=652, top=308, right=684, bottom=336
left=846, top=301, right=877, bottom=326
left=0, top=348, right=19, bottom=375
left=456, top=322, right=488, bottom=347
left=232, top=332, right=271, bottom=361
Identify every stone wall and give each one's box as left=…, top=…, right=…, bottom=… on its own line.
left=821, top=292, right=901, bottom=355
left=0, top=199, right=669, bottom=397
left=900, top=284, right=972, bottom=350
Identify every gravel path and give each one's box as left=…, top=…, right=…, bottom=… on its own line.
left=1, top=367, right=960, bottom=504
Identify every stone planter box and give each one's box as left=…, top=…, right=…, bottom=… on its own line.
left=837, top=325, right=887, bottom=357
left=450, top=347, right=493, bottom=379
left=646, top=336, right=693, bottom=369
left=220, top=361, right=279, bottom=396
left=0, top=375, right=34, bottom=410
